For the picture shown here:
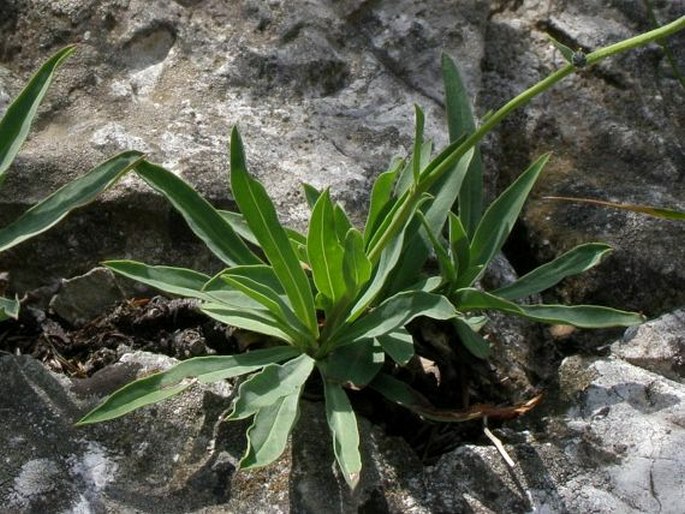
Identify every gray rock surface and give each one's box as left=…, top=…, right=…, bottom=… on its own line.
left=0, top=0, right=680, bottom=318
left=2, top=309, right=685, bottom=513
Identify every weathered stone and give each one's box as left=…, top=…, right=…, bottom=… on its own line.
left=48, top=267, right=126, bottom=326
left=612, top=308, right=685, bottom=382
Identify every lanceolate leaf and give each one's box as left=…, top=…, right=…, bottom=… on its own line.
left=454, top=288, right=645, bottom=327
left=377, top=329, right=415, bottom=365
left=135, top=159, right=261, bottom=267
left=318, top=339, right=385, bottom=387
left=338, top=291, right=456, bottom=345
left=228, top=353, right=314, bottom=420
left=469, top=153, right=550, bottom=272
left=230, top=128, right=318, bottom=336
left=220, top=271, right=313, bottom=343
left=342, top=228, right=372, bottom=295
left=0, top=45, right=75, bottom=183
left=389, top=148, right=475, bottom=293
left=323, top=380, right=362, bottom=489
left=493, top=243, right=613, bottom=300
left=307, top=190, right=347, bottom=305
left=442, top=53, right=484, bottom=237
left=0, top=151, right=144, bottom=252
left=364, top=162, right=401, bottom=243
left=76, top=346, right=300, bottom=425
left=104, top=260, right=211, bottom=299
left=453, top=317, right=490, bottom=359
left=240, top=392, right=301, bottom=469
left=201, top=303, right=301, bottom=345
left=412, top=105, right=425, bottom=182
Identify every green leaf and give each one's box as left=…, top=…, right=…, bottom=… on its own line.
left=307, top=189, right=347, bottom=306
left=135, top=159, right=261, bottom=267
left=493, top=243, right=613, bottom=300
left=377, top=328, right=414, bottom=365
left=0, top=151, right=144, bottom=253
left=469, top=154, right=550, bottom=273
left=230, top=128, right=318, bottom=335
left=389, top=148, right=475, bottom=293
left=104, top=260, right=211, bottom=299
left=228, top=353, right=314, bottom=420
left=442, top=53, right=484, bottom=237
left=342, top=228, right=372, bottom=295
left=448, top=213, right=470, bottom=279
left=240, top=392, right=301, bottom=469
left=453, top=288, right=645, bottom=327
left=0, top=295, right=20, bottom=321
left=418, top=211, right=456, bottom=283
left=201, top=302, right=299, bottom=345
left=76, top=346, right=300, bottom=425
left=318, top=339, right=384, bottom=387
left=547, top=34, right=575, bottom=64
left=220, top=268, right=313, bottom=345
left=453, top=317, right=490, bottom=359
left=0, top=46, right=75, bottom=183
left=338, top=291, right=456, bottom=345
left=412, top=105, right=425, bottom=182
left=303, top=183, right=323, bottom=210
left=218, top=210, right=259, bottom=246
left=364, top=160, right=402, bottom=243
left=323, top=380, right=362, bottom=489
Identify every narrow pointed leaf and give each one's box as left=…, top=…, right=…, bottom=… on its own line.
left=307, top=189, right=346, bottom=304
left=412, top=105, right=425, bottom=182
left=547, top=34, right=575, bottom=64
left=230, top=128, right=317, bottom=335
left=228, top=353, right=314, bottom=419
left=493, top=243, right=613, bottom=300
left=76, top=346, right=299, bottom=425
left=0, top=151, right=144, bottom=252
left=303, top=183, right=323, bottom=209
left=318, top=339, right=384, bottom=387
left=388, top=148, right=475, bottom=294
left=470, top=154, right=550, bottom=271
left=240, top=392, right=301, bottom=469
left=342, top=228, right=372, bottom=295
left=104, top=260, right=210, bottom=299
left=0, top=45, right=75, bottom=182
left=442, top=53, right=484, bottom=237
left=135, top=159, right=261, bottom=267
left=364, top=160, right=402, bottom=243
left=377, top=329, right=414, bottom=365
left=340, top=291, right=456, bottom=345
left=453, top=317, right=490, bottom=359
left=220, top=270, right=312, bottom=343
left=418, top=211, right=456, bottom=283
left=454, top=288, right=645, bottom=327
left=201, top=303, right=299, bottom=344
left=323, top=380, right=362, bottom=489
left=448, top=212, right=470, bottom=278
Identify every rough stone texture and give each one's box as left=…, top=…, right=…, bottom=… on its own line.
left=1, top=0, right=680, bottom=318
left=3, top=309, right=685, bottom=513
left=48, top=267, right=127, bottom=326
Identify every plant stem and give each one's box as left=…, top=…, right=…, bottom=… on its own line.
left=366, top=15, right=685, bottom=265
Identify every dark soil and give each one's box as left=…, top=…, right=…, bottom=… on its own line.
left=0, top=292, right=540, bottom=464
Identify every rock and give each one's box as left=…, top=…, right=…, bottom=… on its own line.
left=48, top=267, right=127, bottom=326
left=613, top=309, right=685, bottom=383
left=3, top=309, right=685, bottom=512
